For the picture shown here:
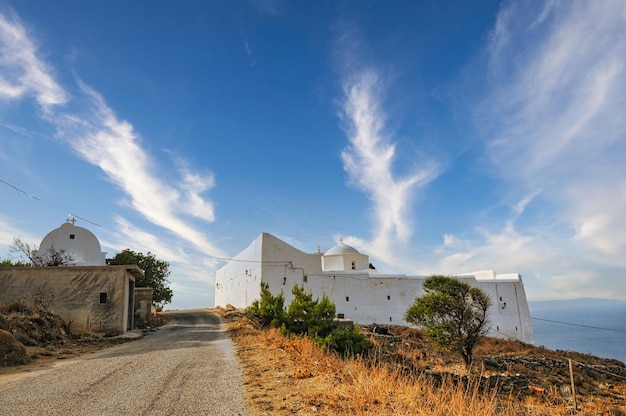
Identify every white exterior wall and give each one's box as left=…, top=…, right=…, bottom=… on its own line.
left=322, top=253, right=369, bottom=271
left=215, top=234, right=265, bottom=308
left=472, top=274, right=534, bottom=344
left=215, top=233, right=323, bottom=308
left=215, top=233, right=535, bottom=344
left=298, top=272, right=421, bottom=325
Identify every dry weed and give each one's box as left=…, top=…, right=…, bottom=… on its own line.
left=233, top=326, right=527, bottom=415
left=229, top=315, right=626, bottom=415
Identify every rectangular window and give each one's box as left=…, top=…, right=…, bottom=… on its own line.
left=69, top=234, right=75, bottom=240
left=346, top=296, right=349, bottom=302
left=99, top=292, right=107, bottom=304
left=303, top=275, right=308, bottom=283
left=387, top=295, right=391, bottom=300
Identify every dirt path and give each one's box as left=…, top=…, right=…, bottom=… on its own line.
left=0, top=309, right=249, bottom=416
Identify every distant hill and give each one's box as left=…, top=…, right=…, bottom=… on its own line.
left=530, top=297, right=626, bottom=306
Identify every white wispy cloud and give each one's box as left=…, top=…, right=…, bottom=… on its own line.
left=339, top=70, right=440, bottom=261
left=107, top=216, right=190, bottom=263
left=455, top=0, right=626, bottom=299
left=55, top=82, right=226, bottom=258
left=0, top=11, right=66, bottom=107
left=484, top=0, right=626, bottom=251
left=0, top=11, right=226, bottom=262
left=109, top=216, right=222, bottom=271
left=175, top=157, right=216, bottom=222
left=436, top=222, right=545, bottom=274
left=103, top=215, right=219, bottom=309
left=242, top=38, right=257, bottom=67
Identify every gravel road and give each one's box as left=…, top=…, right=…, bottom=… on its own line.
left=0, top=309, right=249, bottom=416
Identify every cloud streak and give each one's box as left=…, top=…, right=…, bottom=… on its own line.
left=435, top=0, right=626, bottom=300
left=0, top=11, right=226, bottom=261
left=483, top=1, right=626, bottom=255
left=55, top=82, right=224, bottom=258
left=340, top=70, right=439, bottom=261
left=0, top=11, right=66, bottom=107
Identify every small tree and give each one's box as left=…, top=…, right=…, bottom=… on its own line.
left=1, top=259, right=31, bottom=267
left=245, top=283, right=372, bottom=358
left=404, top=275, right=492, bottom=369
left=287, top=284, right=336, bottom=338
left=245, top=282, right=286, bottom=328
left=107, top=249, right=173, bottom=307
left=10, top=237, right=74, bottom=266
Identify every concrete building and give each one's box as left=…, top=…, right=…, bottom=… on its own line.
left=215, top=232, right=534, bottom=344
left=0, top=265, right=139, bottom=335
left=0, top=220, right=152, bottom=335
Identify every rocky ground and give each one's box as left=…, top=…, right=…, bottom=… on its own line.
left=3, top=302, right=625, bottom=414
left=0, top=300, right=166, bottom=374
left=218, top=305, right=626, bottom=415
left=361, top=323, right=626, bottom=405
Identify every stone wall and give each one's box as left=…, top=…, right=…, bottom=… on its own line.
left=133, top=287, right=153, bottom=328
left=0, top=265, right=142, bottom=335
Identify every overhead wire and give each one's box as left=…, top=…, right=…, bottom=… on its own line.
left=0, top=178, right=42, bottom=201
left=1, top=177, right=103, bottom=228
left=531, top=316, right=626, bottom=334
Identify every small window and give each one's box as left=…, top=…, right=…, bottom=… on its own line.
left=99, top=292, right=108, bottom=304
left=337, top=313, right=345, bottom=319
left=69, top=234, right=75, bottom=240
left=283, top=277, right=287, bottom=285
left=346, top=296, right=349, bottom=302
left=389, top=317, right=392, bottom=322
left=303, top=275, right=308, bottom=283
left=387, top=295, right=391, bottom=300
left=351, top=261, right=356, bottom=270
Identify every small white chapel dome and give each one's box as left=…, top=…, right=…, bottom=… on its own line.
left=325, top=240, right=360, bottom=255
left=37, top=219, right=107, bottom=266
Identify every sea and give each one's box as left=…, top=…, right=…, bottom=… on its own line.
left=529, top=298, right=626, bottom=364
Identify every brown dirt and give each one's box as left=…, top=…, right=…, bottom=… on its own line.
left=215, top=306, right=626, bottom=415
left=0, top=301, right=169, bottom=376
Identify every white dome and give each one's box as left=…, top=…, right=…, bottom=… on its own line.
left=325, top=242, right=360, bottom=255
left=37, top=221, right=106, bottom=266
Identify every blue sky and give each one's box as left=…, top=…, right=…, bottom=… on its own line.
left=1, top=1, right=625, bottom=309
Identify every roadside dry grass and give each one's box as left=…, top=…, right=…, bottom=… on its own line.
left=223, top=310, right=626, bottom=416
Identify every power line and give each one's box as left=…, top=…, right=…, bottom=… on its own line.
left=69, top=213, right=102, bottom=228
left=1, top=177, right=103, bottom=228
left=532, top=317, right=626, bottom=334
left=0, top=178, right=42, bottom=201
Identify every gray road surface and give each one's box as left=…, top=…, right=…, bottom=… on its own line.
left=0, top=309, right=249, bottom=416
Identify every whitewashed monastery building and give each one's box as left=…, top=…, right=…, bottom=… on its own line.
left=215, top=233, right=534, bottom=344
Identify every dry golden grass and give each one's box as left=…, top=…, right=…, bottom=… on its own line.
left=230, top=320, right=517, bottom=415
left=226, top=314, right=626, bottom=416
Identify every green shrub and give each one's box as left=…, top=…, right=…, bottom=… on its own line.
left=285, top=285, right=336, bottom=338
left=245, top=282, right=286, bottom=328
left=316, top=326, right=373, bottom=358
left=247, top=282, right=373, bottom=358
